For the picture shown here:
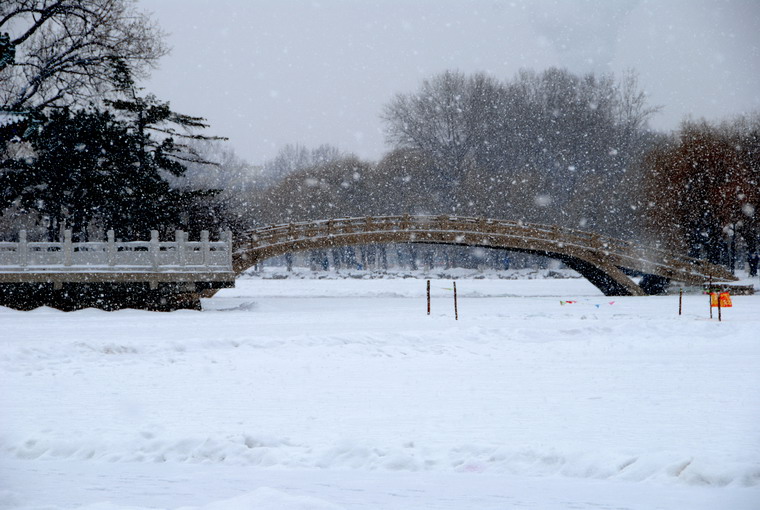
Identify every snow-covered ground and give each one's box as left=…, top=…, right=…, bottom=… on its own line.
left=1, top=269, right=759, bottom=509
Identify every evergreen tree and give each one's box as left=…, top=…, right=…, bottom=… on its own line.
left=106, top=92, right=225, bottom=238
left=0, top=99, right=223, bottom=240
left=1, top=108, right=133, bottom=239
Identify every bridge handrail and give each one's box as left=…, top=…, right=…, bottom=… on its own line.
left=237, top=215, right=731, bottom=280
left=0, top=229, right=233, bottom=271
left=242, top=215, right=634, bottom=255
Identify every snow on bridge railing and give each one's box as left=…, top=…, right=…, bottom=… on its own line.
left=236, top=215, right=735, bottom=282
left=240, top=215, right=632, bottom=252
left=0, top=229, right=233, bottom=272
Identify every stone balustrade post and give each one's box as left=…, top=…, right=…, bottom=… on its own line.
left=201, top=230, right=210, bottom=266
left=107, top=230, right=116, bottom=266
left=223, top=230, right=233, bottom=269
left=63, top=230, right=73, bottom=266
left=19, top=230, right=28, bottom=267
left=151, top=230, right=160, bottom=270
left=176, top=230, right=186, bottom=266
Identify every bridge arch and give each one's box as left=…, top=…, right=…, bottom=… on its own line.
left=233, top=216, right=736, bottom=296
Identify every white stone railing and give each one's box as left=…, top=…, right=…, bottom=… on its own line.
left=0, top=230, right=233, bottom=272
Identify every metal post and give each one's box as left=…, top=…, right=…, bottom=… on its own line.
left=729, top=224, right=736, bottom=275
left=678, top=288, right=683, bottom=316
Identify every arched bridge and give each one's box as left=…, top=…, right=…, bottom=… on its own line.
left=234, top=215, right=737, bottom=296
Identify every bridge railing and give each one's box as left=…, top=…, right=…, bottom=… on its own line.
left=238, top=215, right=731, bottom=280
left=241, top=215, right=637, bottom=256
left=0, top=229, right=233, bottom=271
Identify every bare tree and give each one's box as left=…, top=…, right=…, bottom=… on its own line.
left=173, top=139, right=260, bottom=192
left=381, top=68, right=660, bottom=237
left=616, top=69, right=662, bottom=138
left=0, top=0, right=167, bottom=111
left=252, top=154, right=373, bottom=224
left=260, top=143, right=345, bottom=186
left=382, top=71, right=489, bottom=183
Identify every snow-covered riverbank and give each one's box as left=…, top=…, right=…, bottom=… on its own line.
left=1, top=273, right=758, bottom=509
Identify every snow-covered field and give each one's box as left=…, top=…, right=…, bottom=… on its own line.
left=1, top=269, right=759, bottom=509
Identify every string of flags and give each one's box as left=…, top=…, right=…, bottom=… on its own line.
left=560, top=299, right=616, bottom=308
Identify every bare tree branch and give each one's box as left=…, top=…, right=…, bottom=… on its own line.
left=0, top=0, right=168, bottom=111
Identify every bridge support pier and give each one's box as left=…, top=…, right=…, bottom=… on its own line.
left=639, top=275, right=671, bottom=295
left=560, top=257, right=647, bottom=296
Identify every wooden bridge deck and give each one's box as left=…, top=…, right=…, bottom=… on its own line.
left=235, top=215, right=737, bottom=296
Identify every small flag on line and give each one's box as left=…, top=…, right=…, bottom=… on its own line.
left=560, top=300, right=615, bottom=306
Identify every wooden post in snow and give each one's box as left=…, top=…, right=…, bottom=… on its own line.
left=453, top=281, right=458, bottom=320
left=678, top=288, right=683, bottom=316
left=427, top=279, right=431, bottom=315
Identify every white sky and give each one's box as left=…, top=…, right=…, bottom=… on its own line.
left=139, top=0, right=760, bottom=165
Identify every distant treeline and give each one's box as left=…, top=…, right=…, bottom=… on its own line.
left=1, top=1, right=758, bottom=272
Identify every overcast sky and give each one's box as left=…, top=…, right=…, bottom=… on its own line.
left=139, top=0, right=760, bottom=165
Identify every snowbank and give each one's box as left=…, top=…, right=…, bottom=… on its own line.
left=1, top=276, right=759, bottom=508
left=4, top=431, right=758, bottom=488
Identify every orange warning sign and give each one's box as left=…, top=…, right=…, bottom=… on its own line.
left=710, top=292, right=733, bottom=308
